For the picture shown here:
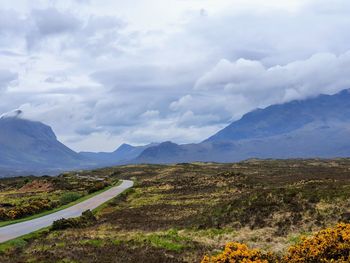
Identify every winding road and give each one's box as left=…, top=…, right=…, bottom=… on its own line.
left=0, top=179, right=133, bottom=243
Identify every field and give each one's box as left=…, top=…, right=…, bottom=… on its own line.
left=0, top=171, right=116, bottom=223
left=0, top=159, right=350, bottom=262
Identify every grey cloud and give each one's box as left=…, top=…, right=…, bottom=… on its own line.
left=31, top=8, right=81, bottom=36
left=45, top=76, right=68, bottom=84
left=26, top=8, right=82, bottom=50
left=183, top=2, right=350, bottom=67
left=0, top=9, right=24, bottom=34
left=192, top=52, right=350, bottom=119
left=0, top=50, right=23, bottom=57
left=0, top=70, right=18, bottom=91
left=2, top=0, right=350, bottom=151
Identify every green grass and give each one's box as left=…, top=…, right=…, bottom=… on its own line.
left=79, top=239, right=104, bottom=247
left=0, top=227, right=50, bottom=254
left=0, top=180, right=126, bottom=253
left=288, top=232, right=312, bottom=245
left=0, top=180, right=121, bottom=228
left=93, top=185, right=135, bottom=214
left=144, top=229, right=191, bottom=252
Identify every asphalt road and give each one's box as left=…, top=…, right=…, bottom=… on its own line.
left=0, top=179, right=133, bottom=243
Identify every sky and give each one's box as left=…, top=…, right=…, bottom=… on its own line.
left=1, top=0, right=350, bottom=152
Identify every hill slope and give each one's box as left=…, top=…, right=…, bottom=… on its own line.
left=79, top=143, right=158, bottom=166
left=0, top=116, right=90, bottom=175
left=136, top=89, right=350, bottom=163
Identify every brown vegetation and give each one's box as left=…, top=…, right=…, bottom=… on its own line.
left=1, top=159, right=350, bottom=262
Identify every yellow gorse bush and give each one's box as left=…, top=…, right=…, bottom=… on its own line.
left=284, top=223, right=350, bottom=262
left=202, top=223, right=350, bottom=263
left=201, top=242, right=275, bottom=263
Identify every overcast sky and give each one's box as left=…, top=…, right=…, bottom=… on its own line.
left=1, top=0, right=350, bottom=152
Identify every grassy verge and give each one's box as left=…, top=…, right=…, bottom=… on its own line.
left=0, top=180, right=122, bottom=228
left=0, top=227, right=50, bottom=254
left=92, top=186, right=135, bottom=215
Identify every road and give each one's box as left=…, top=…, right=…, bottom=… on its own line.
left=0, top=179, right=133, bottom=243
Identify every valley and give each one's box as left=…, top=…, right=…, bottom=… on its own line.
left=0, top=159, right=349, bottom=262
left=0, top=171, right=116, bottom=224
left=2, top=2, right=350, bottom=262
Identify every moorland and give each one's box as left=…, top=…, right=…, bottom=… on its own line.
left=0, top=159, right=350, bottom=262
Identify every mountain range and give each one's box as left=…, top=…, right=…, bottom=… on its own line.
left=1, top=89, right=350, bottom=176
left=0, top=113, right=90, bottom=176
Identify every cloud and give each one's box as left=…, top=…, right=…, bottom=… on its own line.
left=0, top=70, right=18, bottom=91
left=2, top=0, right=350, bottom=151
left=31, top=8, right=81, bottom=36
left=195, top=52, right=350, bottom=110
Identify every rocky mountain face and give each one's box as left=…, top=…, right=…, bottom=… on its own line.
left=135, top=89, right=350, bottom=163
left=2, top=89, right=350, bottom=176
left=0, top=115, right=90, bottom=176
left=80, top=143, right=158, bottom=166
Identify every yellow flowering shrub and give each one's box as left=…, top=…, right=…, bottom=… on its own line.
left=202, top=223, right=350, bottom=263
left=201, top=242, right=276, bottom=263
left=283, top=223, right=350, bottom=263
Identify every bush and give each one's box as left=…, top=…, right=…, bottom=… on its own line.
left=201, top=242, right=276, bottom=263
left=88, top=181, right=109, bottom=194
left=51, top=210, right=97, bottom=231
left=59, top=192, right=81, bottom=205
left=0, top=199, right=58, bottom=220
left=202, top=223, right=350, bottom=263
left=283, top=223, right=350, bottom=262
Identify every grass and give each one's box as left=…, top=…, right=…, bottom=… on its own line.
left=0, top=180, right=124, bottom=254
left=79, top=239, right=104, bottom=247
left=0, top=180, right=121, bottom=228
left=2, top=160, right=350, bottom=262
left=146, top=229, right=191, bottom=252
left=0, top=227, right=50, bottom=254
left=93, top=186, right=135, bottom=215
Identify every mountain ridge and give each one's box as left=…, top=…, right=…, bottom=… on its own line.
left=1, top=89, right=350, bottom=176
left=134, top=89, right=350, bottom=163
left=0, top=116, right=91, bottom=176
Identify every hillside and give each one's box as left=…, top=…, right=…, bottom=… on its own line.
left=135, top=89, right=350, bottom=163
left=2, top=89, right=350, bottom=175
left=205, top=89, right=350, bottom=142
left=80, top=143, right=158, bottom=166
left=1, top=159, right=350, bottom=262
left=0, top=115, right=91, bottom=175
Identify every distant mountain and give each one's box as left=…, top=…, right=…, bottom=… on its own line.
left=205, top=89, right=350, bottom=142
left=0, top=111, right=157, bottom=176
left=135, top=89, right=350, bottom=163
left=80, top=143, right=158, bottom=166
left=0, top=114, right=92, bottom=176
left=2, top=89, right=350, bottom=176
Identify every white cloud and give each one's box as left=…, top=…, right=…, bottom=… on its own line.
left=1, top=0, right=350, bottom=151
left=195, top=52, right=350, bottom=108
left=0, top=70, right=18, bottom=91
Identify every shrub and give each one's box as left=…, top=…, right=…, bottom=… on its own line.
left=59, top=192, right=81, bottom=205
left=201, top=242, right=276, bottom=263
left=202, top=223, right=350, bottom=263
left=88, top=181, right=109, bottom=194
left=51, top=210, right=97, bottom=231
left=283, top=223, right=350, bottom=262
left=0, top=199, right=59, bottom=220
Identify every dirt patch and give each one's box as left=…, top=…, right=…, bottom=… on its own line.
left=19, top=180, right=54, bottom=193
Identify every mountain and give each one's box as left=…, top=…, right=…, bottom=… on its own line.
left=80, top=143, right=158, bottom=166
left=135, top=89, right=350, bottom=163
left=2, top=89, right=350, bottom=175
left=0, top=114, right=91, bottom=176
left=0, top=110, right=157, bottom=176
left=205, top=89, right=350, bottom=142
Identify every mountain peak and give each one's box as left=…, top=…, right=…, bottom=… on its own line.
left=113, top=143, right=134, bottom=153
left=0, top=109, right=23, bottom=119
